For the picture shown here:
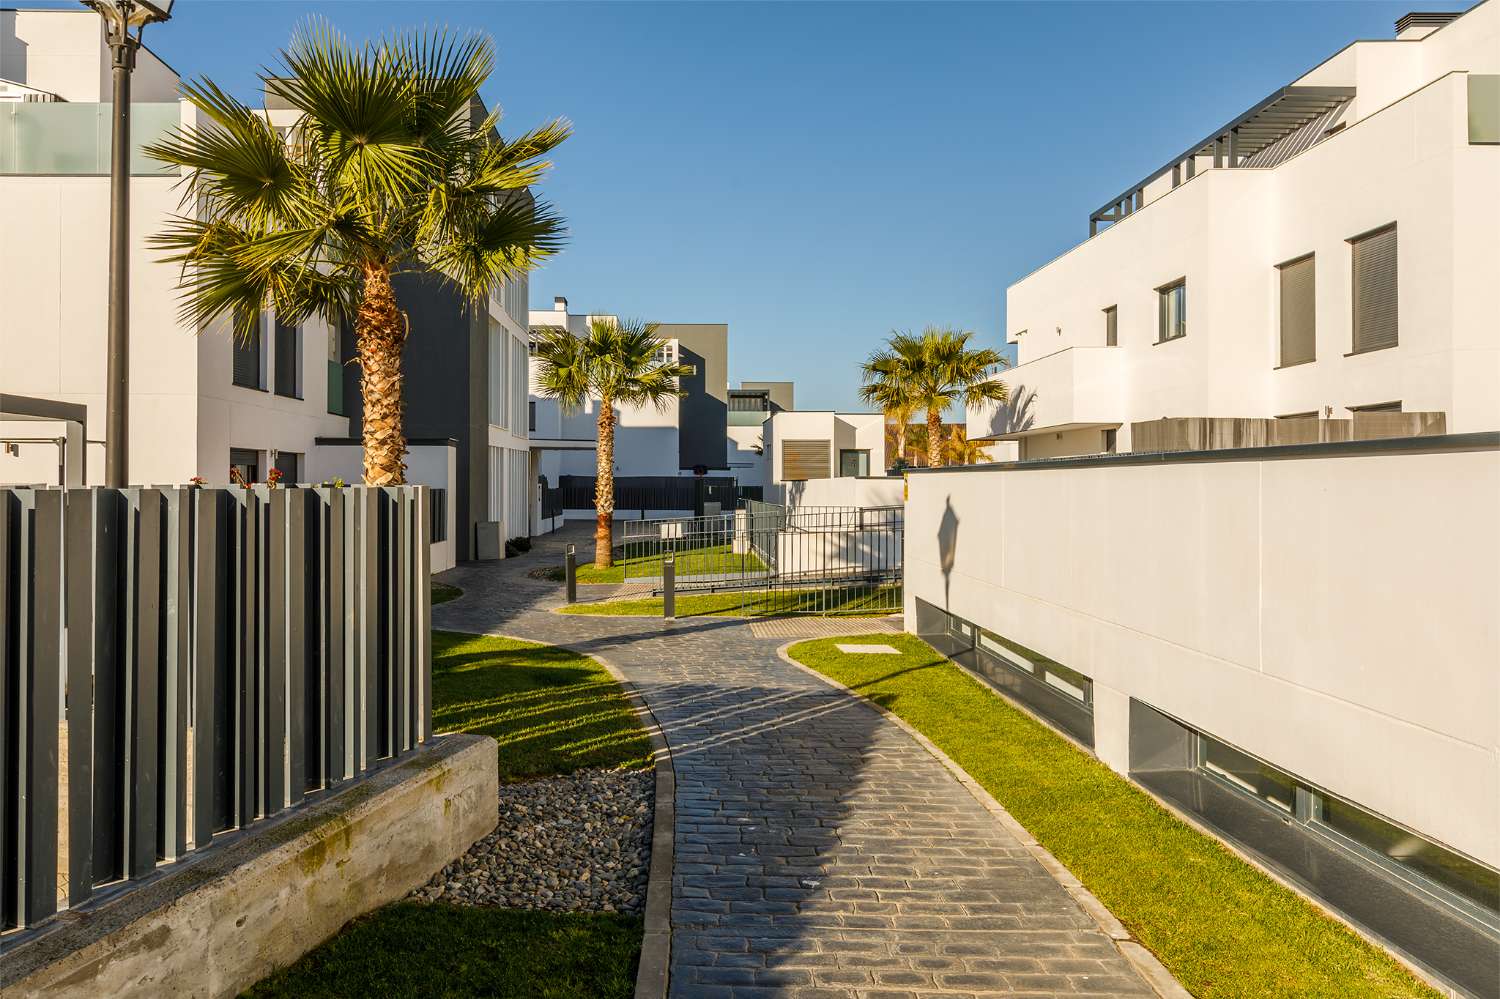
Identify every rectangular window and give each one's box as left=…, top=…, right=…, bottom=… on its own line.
left=272, top=450, right=301, bottom=484
left=430, top=487, right=448, bottom=543
left=838, top=449, right=870, bottom=477
left=233, top=319, right=265, bottom=389
left=1198, top=735, right=1296, bottom=814
left=327, top=326, right=345, bottom=415
left=1156, top=280, right=1186, bottom=342
left=1351, top=224, right=1397, bottom=353
left=274, top=318, right=301, bottom=398
left=1277, top=254, right=1316, bottom=366
left=528, top=400, right=537, bottom=432
left=781, top=440, right=831, bottom=481
left=1469, top=75, right=1500, bottom=144
left=488, top=321, right=507, bottom=429
left=229, top=447, right=260, bottom=484
left=1103, top=428, right=1117, bottom=453
left=1104, top=306, right=1118, bottom=347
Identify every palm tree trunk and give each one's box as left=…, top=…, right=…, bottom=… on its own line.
left=926, top=408, right=943, bottom=467
left=594, top=397, right=615, bottom=568
left=356, top=263, right=407, bottom=486
left=893, top=417, right=907, bottom=467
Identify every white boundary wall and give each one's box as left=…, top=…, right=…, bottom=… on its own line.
left=904, top=441, right=1499, bottom=867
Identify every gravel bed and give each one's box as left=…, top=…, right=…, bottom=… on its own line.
left=411, top=767, right=653, bottom=915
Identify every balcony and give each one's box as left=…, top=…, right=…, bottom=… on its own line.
left=973, top=346, right=1123, bottom=441
left=0, top=101, right=181, bottom=175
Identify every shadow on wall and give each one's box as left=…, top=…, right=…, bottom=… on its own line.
left=938, top=496, right=958, bottom=610
left=992, top=384, right=1037, bottom=436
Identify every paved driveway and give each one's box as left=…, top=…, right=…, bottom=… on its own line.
left=435, top=525, right=1156, bottom=999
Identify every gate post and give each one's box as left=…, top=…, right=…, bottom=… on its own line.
left=565, top=544, right=577, bottom=604
left=662, top=554, right=675, bottom=619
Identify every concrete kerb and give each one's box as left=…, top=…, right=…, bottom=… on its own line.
left=772, top=641, right=1194, bottom=999
left=472, top=630, right=677, bottom=999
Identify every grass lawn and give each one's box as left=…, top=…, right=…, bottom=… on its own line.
left=430, top=631, right=653, bottom=780
left=244, top=903, right=641, bottom=999
left=786, top=634, right=1439, bottom=999
left=561, top=585, right=899, bottom=618
left=575, top=542, right=767, bottom=584
left=431, top=581, right=462, bottom=605
left=245, top=631, right=652, bottom=998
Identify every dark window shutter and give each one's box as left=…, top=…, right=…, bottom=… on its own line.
left=782, top=440, right=830, bottom=480
left=233, top=325, right=262, bottom=388
left=1278, top=255, right=1316, bottom=365
left=274, top=319, right=299, bottom=397
left=1352, top=225, right=1397, bottom=352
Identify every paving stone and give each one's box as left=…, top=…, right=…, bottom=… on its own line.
left=434, top=525, right=1159, bottom=999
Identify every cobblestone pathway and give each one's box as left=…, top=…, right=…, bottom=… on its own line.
left=435, top=525, right=1157, bottom=999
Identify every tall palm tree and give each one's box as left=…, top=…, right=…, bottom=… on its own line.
left=863, top=328, right=1008, bottom=467
left=531, top=318, right=692, bottom=567
left=147, top=21, right=568, bottom=486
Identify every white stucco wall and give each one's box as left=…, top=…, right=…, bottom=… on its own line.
left=904, top=445, right=1500, bottom=868
left=765, top=411, right=887, bottom=485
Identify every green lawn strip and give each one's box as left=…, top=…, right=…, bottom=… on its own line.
left=786, top=634, right=1438, bottom=999
left=243, top=903, right=640, bottom=999
left=575, top=542, right=766, bottom=584
left=431, top=582, right=462, bottom=605
left=432, top=630, right=653, bottom=780
left=561, top=585, right=898, bottom=618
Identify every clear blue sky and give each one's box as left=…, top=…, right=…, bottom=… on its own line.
left=123, top=1, right=1433, bottom=411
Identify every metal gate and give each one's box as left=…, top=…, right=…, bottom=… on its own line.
left=617, top=501, right=902, bottom=615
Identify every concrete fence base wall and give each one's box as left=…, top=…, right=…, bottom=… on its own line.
left=2, top=733, right=497, bottom=999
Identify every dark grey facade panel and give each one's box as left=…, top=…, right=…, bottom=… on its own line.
left=661, top=324, right=729, bottom=471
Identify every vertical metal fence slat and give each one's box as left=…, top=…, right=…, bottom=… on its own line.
left=88, top=490, right=123, bottom=888
left=63, top=490, right=97, bottom=905
left=325, top=489, right=347, bottom=783
left=161, top=489, right=191, bottom=861
left=234, top=488, right=256, bottom=827
left=0, top=490, right=14, bottom=930
left=417, top=487, right=433, bottom=743
left=20, top=489, right=62, bottom=925
left=393, top=489, right=411, bottom=755
left=253, top=487, right=271, bottom=819
left=264, top=490, right=287, bottom=815
left=357, top=488, right=379, bottom=772
left=380, top=491, right=395, bottom=760
left=125, top=489, right=161, bottom=880
left=285, top=490, right=306, bottom=806
left=192, top=488, right=228, bottom=847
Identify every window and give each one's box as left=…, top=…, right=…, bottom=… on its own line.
left=1469, top=75, right=1500, bottom=144
left=327, top=326, right=345, bottom=415
left=1156, top=280, right=1186, bottom=342
left=781, top=440, right=831, bottom=481
left=528, top=400, right=537, bottom=433
left=838, top=449, right=870, bottom=477
left=430, top=487, right=448, bottom=543
left=229, top=448, right=260, bottom=484
left=1103, top=306, right=1118, bottom=347
left=274, top=318, right=301, bottom=398
left=272, top=450, right=301, bottom=484
left=1103, top=428, right=1117, bottom=453
left=1277, top=254, right=1316, bottom=366
left=1351, top=224, right=1397, bottom=353
left=233, top=319, right=265, bottom=389
left=487, top=321, right=507, bottom=429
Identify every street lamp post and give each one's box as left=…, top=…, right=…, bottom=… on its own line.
left=82, top=0, right=173, bottom=487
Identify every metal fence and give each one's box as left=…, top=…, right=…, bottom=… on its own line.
left=0, top=485, right=433, bottom=935
left=617, top=501, right=903, bottom=616
left=558, top=475, right=740, bottom=514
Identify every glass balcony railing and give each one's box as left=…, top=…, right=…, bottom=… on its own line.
left=0, top=102, right=182, bottom=175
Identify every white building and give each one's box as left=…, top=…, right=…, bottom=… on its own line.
left=0, top=9, right=540, bottom=569
left=527, top=296, right=730, bottom=486
left=970, top=4, right=1500, bottom=460
left=762, top=409, right=888, bottom=504
left=913, top=7, right=1499, bottom=994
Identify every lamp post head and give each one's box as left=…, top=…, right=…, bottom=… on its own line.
left=81, top=0, right=174, bottom=31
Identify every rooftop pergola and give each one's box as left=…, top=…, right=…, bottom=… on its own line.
left=1088, top=85, right=1356, bottom=236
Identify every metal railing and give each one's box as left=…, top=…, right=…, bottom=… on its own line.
left=618, top=501, right=903, bottom=616
left=0, top=485, right=434, bottom=935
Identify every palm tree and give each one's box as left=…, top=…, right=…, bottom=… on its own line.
left=863, top=328, right=1008, bottom=467
left=858, top=357, right=918, bottom=470
left=147, top=21, right=568, bottom=486
left=531, top=318, right=692, bottom=567
left=945, top=425, right=994, bottom=465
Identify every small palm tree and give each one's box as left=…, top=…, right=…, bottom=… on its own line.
left=147, top=21, right=568, bottom=485
left=946, top=425, right=993, bottom=465
left=532, top=318, right=692, bottom=567
left=863, top=327, right=1007, bottom=467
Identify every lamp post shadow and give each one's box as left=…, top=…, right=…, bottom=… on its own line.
left=937, top=495, right=959, bottom=611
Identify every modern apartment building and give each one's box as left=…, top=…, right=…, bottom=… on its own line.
left=726, top=380, right=794, bottom=490
left=762, top=409, right=887, bottom=502
left=0, top=9, right=540, bottom=567
left=527, top=296, right=729, bottom=480
left=969, top=4, right=1500, bottom=460
left=911, top=8, right=1499, bottom=995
